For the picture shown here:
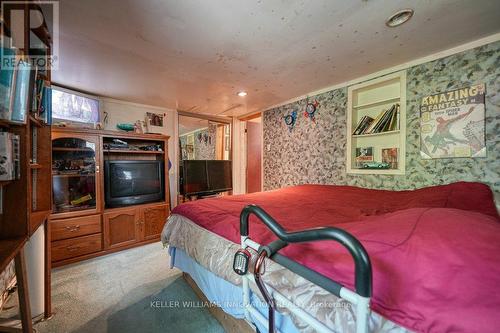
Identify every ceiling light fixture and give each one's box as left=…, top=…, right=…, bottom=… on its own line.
left=237, top=91, right=248, bottom=97
left=386, top=9, right=414, bottom=27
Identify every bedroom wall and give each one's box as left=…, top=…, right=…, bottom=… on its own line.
left=263, top=41, right=500, bottom=199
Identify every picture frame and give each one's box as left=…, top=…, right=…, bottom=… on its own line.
left=145, top=112, right=165, bottom=134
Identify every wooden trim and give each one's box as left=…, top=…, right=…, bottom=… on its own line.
left=98, top=135, right=105, bottom=214
left=103, top=149, right=165, bottom=154
left=52, top=127, right=170, bottom=141
left=183, top=273, right=254, bottom=333
left=238, top=112, right=262, bottom=121
left=178, top=111, right=232, bottom=124
left=14, top=248, right=33, bottom=333
left=29, top=211, right=50, bottom=235
left=0, top=238, right=27, bottom=274
left=103, top=201, right=169, bottom=214
left=44, top=220, right=52, bottom=318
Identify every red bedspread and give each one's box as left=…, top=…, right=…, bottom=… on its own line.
left=173, top=182, right=500, bottom=333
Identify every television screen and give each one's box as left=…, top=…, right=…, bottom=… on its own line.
left=207, top=160, right=232, bottom=191
left=183, top=160, right=209, bottom=194
left=105, top=161, right=164, bottom=207
left=182, top=160, right=232, bottom=196
left=52, top=86, right=100, bottom=124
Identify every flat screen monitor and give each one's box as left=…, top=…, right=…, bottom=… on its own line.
left=181, top=160, right=232, bottom=196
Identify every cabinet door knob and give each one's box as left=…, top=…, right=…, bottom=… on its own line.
left=66, top=246, right=80, bottom=252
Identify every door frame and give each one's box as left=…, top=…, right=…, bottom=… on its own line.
left=239, top=112, right=263, bottom=193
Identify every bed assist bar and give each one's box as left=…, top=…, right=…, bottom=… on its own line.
left=236, top=204, right=373, bottom=333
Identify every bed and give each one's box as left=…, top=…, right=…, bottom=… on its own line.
left=161, top=182, right=500, bottom=333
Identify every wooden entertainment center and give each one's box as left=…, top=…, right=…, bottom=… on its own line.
left=49, top=127, right=170, bottom=267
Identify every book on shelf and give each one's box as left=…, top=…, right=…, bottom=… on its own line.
left=382, top=147, right=398, bottom=169
left=0, top=47, right=42, bottom=124
left=0, top=48, right=18, bottom=121
left=360, top=103, right=399, bottom=135
left=372, top=104, right=395, bottom=133
left=0, top=132, right=20, bottom=181
left=40, top=83, right=52, bottom=124
left=12, top=60, right=36, bottom=123
left=352, top=116, right=374, bottom=135
left=355, top=146, right=374, bottom=168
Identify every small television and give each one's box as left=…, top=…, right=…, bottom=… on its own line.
left=180, top=160, right=232, bottom=196
left=105, top=160, right=164, bottom=208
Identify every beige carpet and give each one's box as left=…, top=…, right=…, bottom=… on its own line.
left=1, top=242, right=225, bottom=333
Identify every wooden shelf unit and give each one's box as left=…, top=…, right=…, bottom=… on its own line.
left=49, top=128, right=170, bottom=267
left=346, top=71, right=406, bottom=175
left=0, top=3, right=54, bottom=326
left=103, top=149, right=165, bottom=154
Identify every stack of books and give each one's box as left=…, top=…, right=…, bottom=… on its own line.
left=0, top=132, right=21, bottom=181
left=0, top=47, right=52, bottom=125
left=0, top=48, right=38, bottom=124
left=353, top=104, right=399, bottom=135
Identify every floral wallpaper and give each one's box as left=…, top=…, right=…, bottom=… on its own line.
left=263, top=41, right=500, bottom=201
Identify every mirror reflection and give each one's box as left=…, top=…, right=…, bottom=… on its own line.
left=178, top=115, right=232, bottom=202
left=179, top=116, right=231, bottom=161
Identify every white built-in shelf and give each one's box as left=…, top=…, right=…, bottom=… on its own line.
left=352, top=96, right=401, bottom=109
left=352, top=130, right=400, bottom=138
left=346, top=71, right=406, bottom=175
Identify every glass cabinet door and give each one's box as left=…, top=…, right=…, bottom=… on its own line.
left=52, top=137, right=98, bottom=214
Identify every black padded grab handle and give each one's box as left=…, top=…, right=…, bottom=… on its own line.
left=240, top=204, right=372, bottom=298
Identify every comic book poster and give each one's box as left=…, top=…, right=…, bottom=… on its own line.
left=420, top=84, right=486, bottom=159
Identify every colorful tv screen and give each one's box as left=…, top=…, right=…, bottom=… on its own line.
left=52, top=88, right=100, bottom=123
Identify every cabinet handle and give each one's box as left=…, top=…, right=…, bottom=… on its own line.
left=65, top=225, right=80, bottom=232
left=66, top=245, right=80, bottom=252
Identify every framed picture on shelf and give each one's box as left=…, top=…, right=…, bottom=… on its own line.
left=145, top=112, right=165, bottom=134
left=355, top=146, right=374, bottom=168
left=382, top=148, right=398, bottom=169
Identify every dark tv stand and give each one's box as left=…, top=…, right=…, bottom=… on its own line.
left=181, top=190, right=231, bottom=202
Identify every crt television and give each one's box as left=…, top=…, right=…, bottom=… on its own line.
left=105, top=160, right=164, bottom=207
left=180, top=160, right=232, bottom=196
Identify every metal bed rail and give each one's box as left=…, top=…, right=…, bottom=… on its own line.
left=238, top=204, right=373, bottom=333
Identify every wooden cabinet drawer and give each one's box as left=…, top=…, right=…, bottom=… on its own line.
left=52, top=234, right=102, bottom=262
left=51, top=215, right=101, bottom=241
